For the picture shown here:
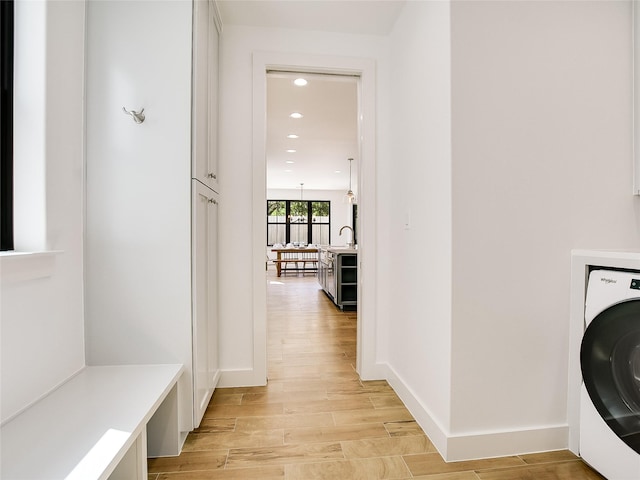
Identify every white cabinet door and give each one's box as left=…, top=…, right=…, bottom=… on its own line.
left=192, top=0, right=219, bottom=192
left=208, top=0, right=220, bottom=192
left=192, top=180, right=219, bottom=427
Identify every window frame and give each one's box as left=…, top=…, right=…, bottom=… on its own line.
left=1, top=0, right=14, bottom=251
left=267, top=199, right=330, bottom=246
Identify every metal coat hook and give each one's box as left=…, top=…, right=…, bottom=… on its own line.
left=122, top=107, right=145, bottom=124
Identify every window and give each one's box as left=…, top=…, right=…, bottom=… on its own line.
left=267, top=200, right=330, bottom=246
left=1, top=0, right=14, bottom=251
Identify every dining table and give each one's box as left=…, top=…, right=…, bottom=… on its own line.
left=271, top=247, right=319, bottom=277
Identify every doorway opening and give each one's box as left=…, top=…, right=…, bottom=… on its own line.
left=265, top=71, right=360, bottom=379
left=251, top=52, right=380, bottom=386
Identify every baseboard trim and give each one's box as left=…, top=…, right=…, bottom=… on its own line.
left=359, top=362, right=388, bottom=381
left=218, top=368, right=266, bottom=388
left=445, top=425, right=569, bottom=461
left=212, top=369, right=222, bottom=390
left=384, top=364, right=450, bottom=458
left=384, top=363, right=569, bottom=461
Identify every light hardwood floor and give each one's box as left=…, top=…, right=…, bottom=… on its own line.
left=148, top=270, right=603, bottom=479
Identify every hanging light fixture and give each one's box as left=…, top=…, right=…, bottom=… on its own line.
left=288, top=183, right=304, bottom=224
left=344, top=158, right=356, bottom=204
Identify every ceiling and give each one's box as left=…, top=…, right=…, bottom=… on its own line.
left=266, top=72, right=359, bottom=191
left=216, top=0, right=406, bottom=191
left=216, top=1, right=406, bottom=36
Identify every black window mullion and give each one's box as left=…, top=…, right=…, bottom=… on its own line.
left=0, top=0, right=14, bottom=251
left=285, top=201, right=291, bottom=244
left=306, top=201, right=312, bottom=241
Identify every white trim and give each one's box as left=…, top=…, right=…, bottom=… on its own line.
left=218, top=368, right=265, bottom=388
left=252, top=52, right=384, bottom=384
left=252, top=51, right=379, bottom=385
left=13, top=0, right=47, bottom=252
left=385, top=362, right=449, bottom=459
left=352, top=55, right=378, bottom=380
left=210, top=0, right=223, bottom=35
left=387, top=361, right=568, bottom=462
left=0, top=250, right=63, bottom=284
left=446, top=426, right=569, bottom=462
left=634, top=1, right=640, bottom=195
left=251, top=54, right=269, bottom=388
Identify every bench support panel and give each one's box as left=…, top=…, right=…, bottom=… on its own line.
left=147, top=383, right=180, bottom=457
left=107, top=430, right=147, bottom=480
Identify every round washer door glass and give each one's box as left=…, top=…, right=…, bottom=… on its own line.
left=581, top=298, right=640, bottom=454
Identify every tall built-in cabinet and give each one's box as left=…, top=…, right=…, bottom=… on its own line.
left=191, top=0, right=221, bottom=425
left=192, top=0, right=220, bottom=193
left=84, top=0, right=221, bottom=444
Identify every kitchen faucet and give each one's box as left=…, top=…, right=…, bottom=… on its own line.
left=339, top=225, right=355, bottom=248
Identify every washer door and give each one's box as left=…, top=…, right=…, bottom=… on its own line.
left=581, top=298, right=640, bottom=454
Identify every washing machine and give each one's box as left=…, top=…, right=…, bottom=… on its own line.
left=580, top=269, right=640, bottom=479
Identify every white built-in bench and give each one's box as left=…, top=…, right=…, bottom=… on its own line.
left=1, top=364, right=184, bottom=480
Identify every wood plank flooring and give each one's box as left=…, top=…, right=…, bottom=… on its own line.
left=148, top=270, right=603, bottom=479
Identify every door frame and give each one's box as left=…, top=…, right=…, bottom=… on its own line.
left=251, top=51, right=381, bottom=382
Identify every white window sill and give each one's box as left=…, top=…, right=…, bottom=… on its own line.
left=0, top=251, right=63, bottom=284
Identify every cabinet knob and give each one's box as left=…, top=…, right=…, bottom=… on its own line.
left=207, top=173, right=217, bottom=180
left=208, top=198, right=218, bottom=205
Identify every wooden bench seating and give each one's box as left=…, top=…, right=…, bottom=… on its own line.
left=271, top=247, right=319, bottom=277
left=1, top=364, right=184, bottom=480
left=273, top=254, right=318, bottom=275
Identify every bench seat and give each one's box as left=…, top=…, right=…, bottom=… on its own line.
left=1, top=364, right=183, bottom=480
left=273, top=258, right=318, bottom=274
left=272, top=258, right=319, bottom=265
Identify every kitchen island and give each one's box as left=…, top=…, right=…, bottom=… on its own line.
left=318, top=246, right=358, bottom=310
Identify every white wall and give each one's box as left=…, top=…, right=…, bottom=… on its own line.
left=218, top=25, right=389, bottom=382
left=83, top=0, right=194, bottom=432
left=383, top=0, right=640, bottom=461
left=266, top=188, right=353, bottom=248
left=1, top=0, right=86, bottom=423
left=448, top=0, right=640, bottom=459
left=383, top=0, right=453, bottom=455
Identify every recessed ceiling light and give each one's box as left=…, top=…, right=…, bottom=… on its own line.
left=290, top=112, right=303, bottom=119
left=294, top=78, right=307, bottom=86
left=287, top=134, right=299, bottom=139
left=286, top=149, right=296, bottom=153
left=284, top=169, right=293, bottom=173
left=334, top=170, right=341, bottom=174
left=285, top=160, right=295, bottom=164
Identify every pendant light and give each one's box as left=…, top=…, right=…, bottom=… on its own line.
left=344, top=158, right=356, bottom=204
left=288, top=183, right=304, bottom=224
